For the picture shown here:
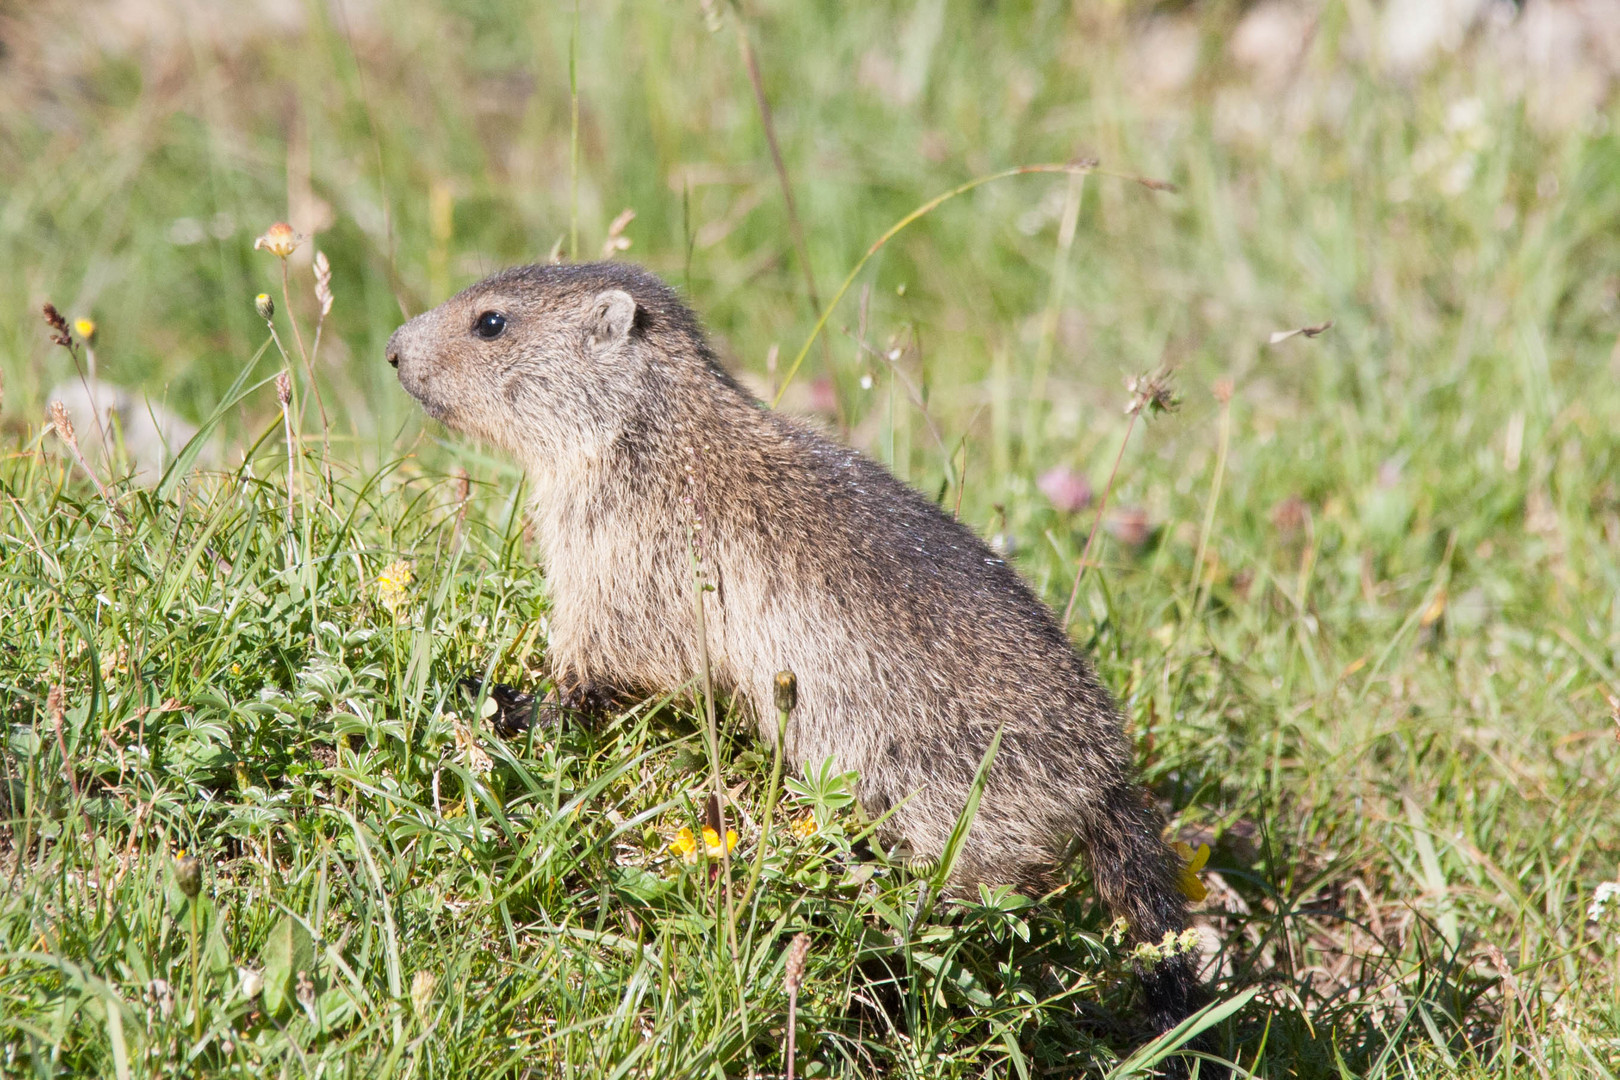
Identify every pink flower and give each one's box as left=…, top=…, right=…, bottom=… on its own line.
left=1038, top=467, right=1092, bottom=513
left=1107, top=506, right=1151, bottom=547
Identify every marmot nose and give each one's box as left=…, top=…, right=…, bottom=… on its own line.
left=387, top=347, right=400, bottom=368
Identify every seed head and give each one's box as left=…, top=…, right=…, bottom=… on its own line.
left=410, top=970, right=437, bottom=1018
left=46, top=684, right=65, bottom=727
left=783, top=932, right=811, bottom=994
left=255, top=293, right=275, bottom=320
left=1124, top=367, right=1180, bottom=419
left=313, top=251, right=334, bottom=316
left=174, top=854, right=202, bottom=899
left=602, top=208, right=635, bottom=258
left=48, top=402, right=76, bottom=448
left=41, top=304, right=72, bottom=348
left=254, top=222, right=302, bottom=259
left=1485, top=944, right=1518, bottom=998
left=774, top=670, right=798, bottom=714
left=276, top=371, right=292, bottom=408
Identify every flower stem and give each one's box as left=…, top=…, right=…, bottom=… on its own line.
left=189, top=899, right=201, bottom=1042
left=737, top=696, right=791, bottom=914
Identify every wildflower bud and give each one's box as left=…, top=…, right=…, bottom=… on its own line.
left=48, top=402, right=76, bottom=448
left=276, top=371, right=292, bottom=408
left=254, top=222, right=301, bottom=259
left=255, top=293, right=275, bottom=320
left=783, top=932, right=810, bottom=994
left=74, top=318, right=96, bottom=341
left=774, top=670, right=797, bottom=714
left=313, top=251, right=334, bottom=316
left=905, top=853, right=939, bottom=878
left=1485, top=944, right=1518, bottom=999
left=174, top=854, right=202, bottom=899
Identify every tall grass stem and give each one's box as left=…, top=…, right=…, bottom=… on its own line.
left=1060, top=411, right=1139, bottom=630
left=772, top=162, right=1170, bottom=408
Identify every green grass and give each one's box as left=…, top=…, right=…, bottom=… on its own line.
left=2, top=2, right=1619, bottom=1076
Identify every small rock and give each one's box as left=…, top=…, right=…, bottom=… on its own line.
left=46, top=378, right=203, bottom=484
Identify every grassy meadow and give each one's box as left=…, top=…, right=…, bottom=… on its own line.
left=1, top=1, right=1619, bottom=1076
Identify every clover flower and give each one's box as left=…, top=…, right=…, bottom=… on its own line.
left=375, top=560, right=414, bottom=612
left=1173, top=840, right=1210, bottom=902
left=1038, top=466, right=1092, bottom=513
left=669, top=824, right=738, bottom=863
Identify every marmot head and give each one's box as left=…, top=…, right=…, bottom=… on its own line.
left=387, top=262, right=710, bottom=468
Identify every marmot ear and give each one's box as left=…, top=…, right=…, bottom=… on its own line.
left=586, top=289, right=638, bottom=352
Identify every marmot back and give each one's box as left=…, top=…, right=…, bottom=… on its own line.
left=387, top=261, right=1211, bottom=1047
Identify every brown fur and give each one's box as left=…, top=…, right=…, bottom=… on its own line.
left=387, top=262, right=1212, bottom=1047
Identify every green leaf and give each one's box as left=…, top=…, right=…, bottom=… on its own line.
left=155, top=352, right=275, bottom=501
left=260, top=913, right=314, bottom=1016
left=933, top=724, right=1004, bottom=891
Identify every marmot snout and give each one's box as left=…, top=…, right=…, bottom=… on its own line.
left=389, top=261, right=1212, bottom=1045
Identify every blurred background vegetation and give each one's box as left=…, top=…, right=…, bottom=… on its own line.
left=1, top=0, right=1619, bottom=1076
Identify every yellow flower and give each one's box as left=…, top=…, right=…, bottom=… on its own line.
left=254, top=222, right=303, bottom=259
left=668, top=825, right=738, bottom=863
left=1173, top=841, right=1210, bottom=902
left=790, top=812, right=817, bottom=840
left=73, top=318, right=96, bottom=341
left=375, top=559, right=414, bottom=612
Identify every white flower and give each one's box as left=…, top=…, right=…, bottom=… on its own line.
left=1588, top=881, right=1620, bottom=922
left=238, top=966, right=264, bottom=999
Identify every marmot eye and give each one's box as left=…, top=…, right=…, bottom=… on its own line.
left=473, top=311, right=507, bottom=340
